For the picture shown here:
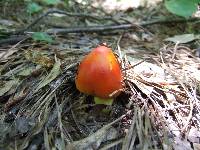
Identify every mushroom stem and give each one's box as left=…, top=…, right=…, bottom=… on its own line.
left=94, top=97, right=114, bottom=105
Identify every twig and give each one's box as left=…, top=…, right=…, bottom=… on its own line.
left=116, top=34, right=123, bottom=59
left=0, top=35, right=29, bottom=45
left=171, top=41, right=179, bottom=61
left=46, top=17, right=200, bottom=34
left=181, top=88, right=196, bottom=133
left=1, top=17, right=199, bottom=45
left=140, top=17, right=199, bottom=26
left=122, top=60, right=145, bottom=71
left=47, top=24, right=135, bottom=34
left=13, top=8, right=120, bottom=34
left=11, top=9, right=199, bottom=34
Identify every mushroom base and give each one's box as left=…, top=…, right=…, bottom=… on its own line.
left=94, top=97, right=114, bottom=105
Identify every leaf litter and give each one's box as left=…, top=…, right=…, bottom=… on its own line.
left=0, top=34, right=200, bottom=150
left=1, top=2, right=200, bottom=149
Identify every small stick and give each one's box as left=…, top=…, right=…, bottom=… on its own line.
left=13, top=8, right=121, bottom=34
left=171, top=41, right=179, bottom=61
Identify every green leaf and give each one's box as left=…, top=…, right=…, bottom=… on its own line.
left=32, top=32, right=53, bottom=43
left=27, top=2, right=42, bottom=14
left=165, top=0, right=200, bottom=18
left=94, top=97, right=114, bottom=105
left=165, top=34, right=199, bottom=43
left=35, top=60, right=61, bottom=92
left=42, top=0, right=61, bottom=5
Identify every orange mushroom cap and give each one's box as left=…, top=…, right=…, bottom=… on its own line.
left=75, top=45, right=123, bottom=99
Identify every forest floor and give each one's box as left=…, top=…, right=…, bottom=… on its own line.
left=0, top=1, right=200, bottom=150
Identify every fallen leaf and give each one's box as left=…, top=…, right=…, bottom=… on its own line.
left=35, top=60, right=61, bottom=92
left=165, top=34, right=199, bottom=44
left=0, top=48, right=18, bottom=62
left=18, top=65, right=41, bottom=76
left=0, top=79, right=19, bottom=96
left=66, top=126, right=117, bottom=150
left=25, top=50, right=54, bottom=68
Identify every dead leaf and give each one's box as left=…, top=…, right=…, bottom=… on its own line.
left=35, top=60, right=61, bottom=92
left=0, top=79, right=19, bottom=97
left=165, top=34, right=199, bottom=44
left=24, top=50, right=54, bottom=68
left=0, top=48, right=18, bottom=62
left=66, top=126, right=117, bottom=150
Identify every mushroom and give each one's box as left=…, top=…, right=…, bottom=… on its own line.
left=75, top=45, right=123, bottom=105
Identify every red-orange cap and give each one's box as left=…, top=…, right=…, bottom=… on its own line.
left=75, top=45, right=123, bottom=99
